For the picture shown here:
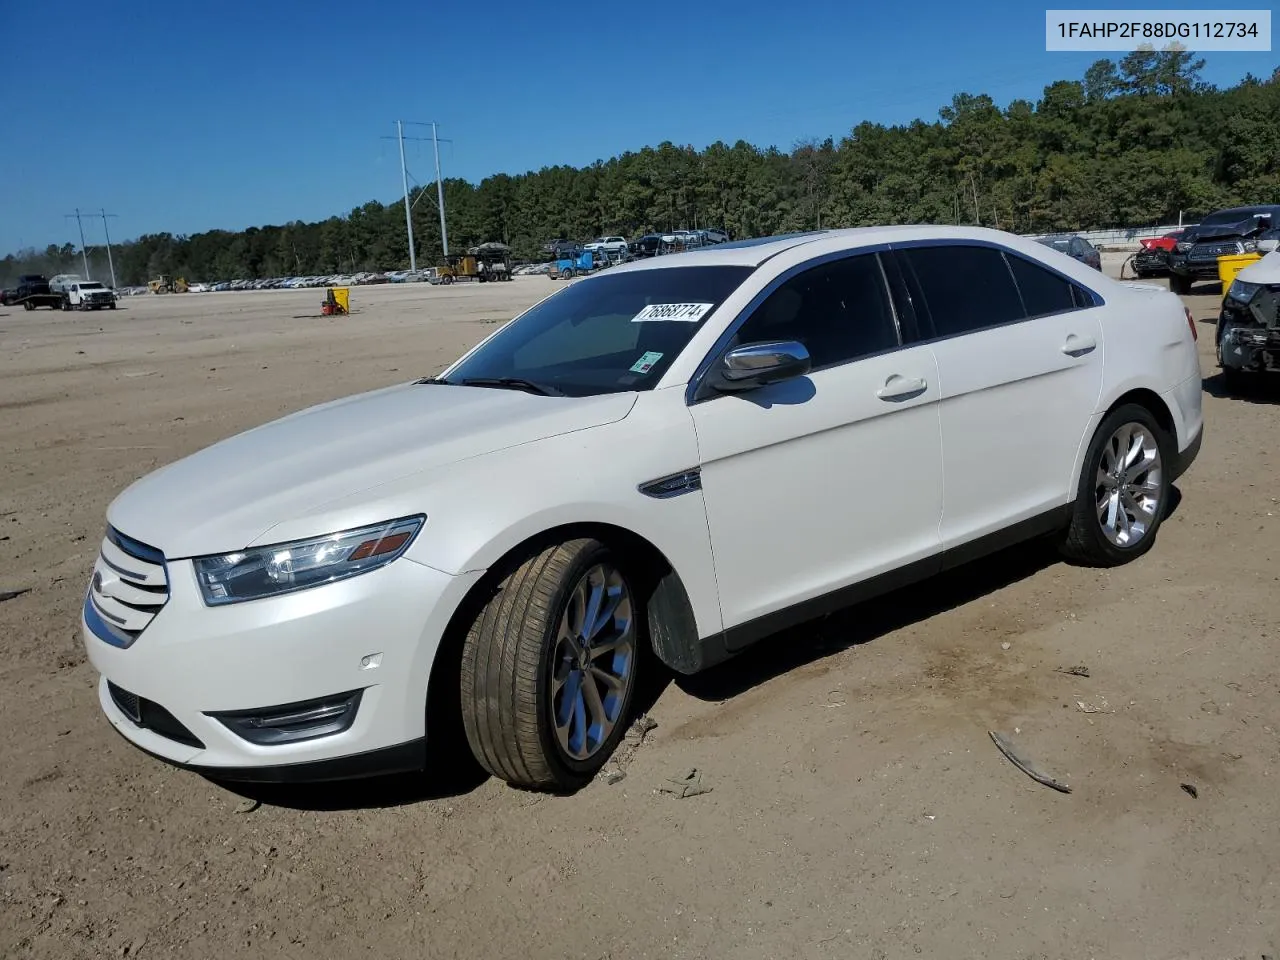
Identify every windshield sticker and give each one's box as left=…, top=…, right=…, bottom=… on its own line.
left=629, top=351, right=664, bottom=374
left=632, top=302, right=714, bottom=323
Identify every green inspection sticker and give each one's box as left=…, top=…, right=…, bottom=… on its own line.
left=629, top=351, right=664, bottom=374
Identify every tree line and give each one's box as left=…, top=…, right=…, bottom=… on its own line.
left=4, top=51, right=1278, bottom=288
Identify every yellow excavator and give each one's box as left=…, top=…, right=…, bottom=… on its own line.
left=148, top=276, right=188, bottom=294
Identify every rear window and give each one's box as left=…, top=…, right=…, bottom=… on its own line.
left=442, top=266, right=752, bottom=397
left=1007, top=255, right=1077, bottom=318
left=900, top=245, right=1025, bottom=338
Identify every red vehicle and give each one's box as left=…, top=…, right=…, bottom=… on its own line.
left=1132, top=228, right=1191, bottom=278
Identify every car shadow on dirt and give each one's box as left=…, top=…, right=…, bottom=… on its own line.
left=1203, top=371, right=1280, bottom=404
left=674, top=491, right=1181, bottom=704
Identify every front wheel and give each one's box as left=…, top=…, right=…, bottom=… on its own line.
left=1060, top=404, right=1171, bottom=567
left=1169, top=273, right=1192, bottom=296
left=460, top=539, right=642, bottom=791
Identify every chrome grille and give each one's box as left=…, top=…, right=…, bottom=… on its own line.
left=86, top=528, right=168, bottom=648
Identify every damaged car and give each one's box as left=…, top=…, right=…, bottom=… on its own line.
left=1168, top=205, right=1280, bottom=295
left=1217, top=238, right=1280, bottom=388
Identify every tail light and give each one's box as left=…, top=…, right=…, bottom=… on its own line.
left=1184, top=306, right=1198, bottom=342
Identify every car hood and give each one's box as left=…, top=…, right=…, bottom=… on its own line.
left=1186, top=219, right=1265, bottom=242
left=1236, top=251, right=1280, bottom=285
left=107, top=382, right=637, bottom=558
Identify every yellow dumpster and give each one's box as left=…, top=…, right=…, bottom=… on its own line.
left=1218, top=253, right=1262, bottom=299
left=332, top=287, right=350, bottom=314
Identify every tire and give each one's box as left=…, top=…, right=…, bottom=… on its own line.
left=1060, top=403, right=1172, bottom=567
left=109, top=302, right=116, bottom=310
left=23, top=300, right=33, bottom=311
left=441, top=275, right=453, bottom=285
left=1169, top=273, right=1192, bottom=296
left=460, top=538, right=643, bottom=791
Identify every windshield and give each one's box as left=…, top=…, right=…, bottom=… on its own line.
left=80, top=282, right=105, bottom=290
left=441, top=265, right=752, bottom=397
left=1040, top=238, right=1072, bottom=252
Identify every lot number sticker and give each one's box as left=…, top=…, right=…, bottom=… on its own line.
left=632, top=302, right=714, bottom=323
left=629, top=351, right=664, bottom=374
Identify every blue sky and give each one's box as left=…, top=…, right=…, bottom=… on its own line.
left=0, top=0, right=1273, bottom=253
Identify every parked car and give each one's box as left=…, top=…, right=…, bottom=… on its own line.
left=82, top=225, right=1202, bottom=791
left=584, top=236, right=628, bottom=257
left=1168, top=205, right=1280, bottom=294
left=1216, top=238, right=1280, bottom=388
left=1036, top=234, right=1102, bottom=270
left=628, top=234, right=664, bottom=258
left=1132, top=229, right=1189, bottom=278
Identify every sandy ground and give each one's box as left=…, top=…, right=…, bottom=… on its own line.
left=2, top=263, right=1279, bottom=960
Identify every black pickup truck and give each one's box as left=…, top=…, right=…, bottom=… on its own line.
left=1, top=274, right=64, bottom=310
left=1168, top=205, right=1280, bottom=294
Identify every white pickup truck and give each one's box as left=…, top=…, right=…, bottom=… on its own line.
left=583, top=236, right=628, bottom=256
left=63, top=280, right=117, bottom=311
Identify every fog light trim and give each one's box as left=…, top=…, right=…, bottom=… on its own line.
left=209, top=689, right=364, bottom=745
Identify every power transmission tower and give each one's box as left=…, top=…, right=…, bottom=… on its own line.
left=64, top=209, right=93, bottom=280
left=381, top=121, right=454, bottom=268
left=99, top=210, right=119, bottom=289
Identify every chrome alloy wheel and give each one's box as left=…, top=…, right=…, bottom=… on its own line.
left=550, top=563, right=635, bottom=761
left=1096, top=422, right=1163, bottom=548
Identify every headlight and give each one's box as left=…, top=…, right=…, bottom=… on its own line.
left=194, top=515, right=424, bottom=605
left=1242, top=240, right=1257, bottom=253
left=1175, top=241, right=1192, bottom=252
left=1227, top=279, right=1261, bottom=304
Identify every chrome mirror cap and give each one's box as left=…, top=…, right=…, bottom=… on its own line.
left=716, top=340, right=812, bottom=391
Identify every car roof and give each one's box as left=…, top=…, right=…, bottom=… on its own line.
left=606, top=225, right=1056, bottom=272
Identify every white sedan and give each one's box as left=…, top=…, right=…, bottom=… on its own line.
left=82, top=226, right=1203, bottom=790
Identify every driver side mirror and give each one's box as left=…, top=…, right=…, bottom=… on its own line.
left=1258, top=238, right=1279, bottom=254
left=715, top=340, right=812, bottom=392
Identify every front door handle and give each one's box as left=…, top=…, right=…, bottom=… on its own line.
left=877, top=375, right=928, bottom=402
left=1061, top=333, right=1097, bottom=356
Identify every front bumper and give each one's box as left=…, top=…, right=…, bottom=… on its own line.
left=83, top=553, right=484, bottom=781
left=1168, top=256, right=1223, bottom=279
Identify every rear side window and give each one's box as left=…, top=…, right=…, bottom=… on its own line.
left=899, top=245, right=1025, bottom=338
left=1007, top=254, right=1076, bottom=318
left=734, top=253, right=899, bottom=370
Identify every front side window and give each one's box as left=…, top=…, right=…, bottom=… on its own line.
left=731, top=253, right=899, bottom=370
left=899, top=245, right=1025, bottom=338
left=442, top=266, right=752, bottom=397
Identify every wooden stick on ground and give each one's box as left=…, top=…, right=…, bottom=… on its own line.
left=989, top=731, right=1071, bottom=794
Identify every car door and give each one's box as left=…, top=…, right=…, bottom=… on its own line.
left=688, top=251, right=944, bottom=638
left=890, top=243, right=1104, bottom=554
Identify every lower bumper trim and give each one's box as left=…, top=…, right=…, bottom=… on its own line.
left=110, top=724, right=427, bottom=783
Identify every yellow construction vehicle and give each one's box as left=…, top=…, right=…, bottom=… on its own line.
left=148, top=276, right=188, bottom=294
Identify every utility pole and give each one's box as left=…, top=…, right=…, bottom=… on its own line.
left=432, top=122, right=449, bottom=257
left=396, top=120, right=416, bottom=271
left=65, top=209, right=92, bottom=280
left=383, top=122, right=454, bottom=269
left=99, top=209, right=118, bottom=289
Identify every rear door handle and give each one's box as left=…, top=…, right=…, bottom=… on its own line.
left=1061, top=333, right=1097, bottom=356
left=877, top=375, right=928, bottom=402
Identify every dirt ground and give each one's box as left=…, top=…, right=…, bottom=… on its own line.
left=2, top=264, right=1278, bottom=960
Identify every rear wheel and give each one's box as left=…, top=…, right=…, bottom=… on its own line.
left=460, top=539, right=642, bottom=791
left=1060, top=404, right=1171, bottom=567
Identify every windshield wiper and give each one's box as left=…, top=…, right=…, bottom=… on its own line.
left=459, top=377, right=565, bottom=397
